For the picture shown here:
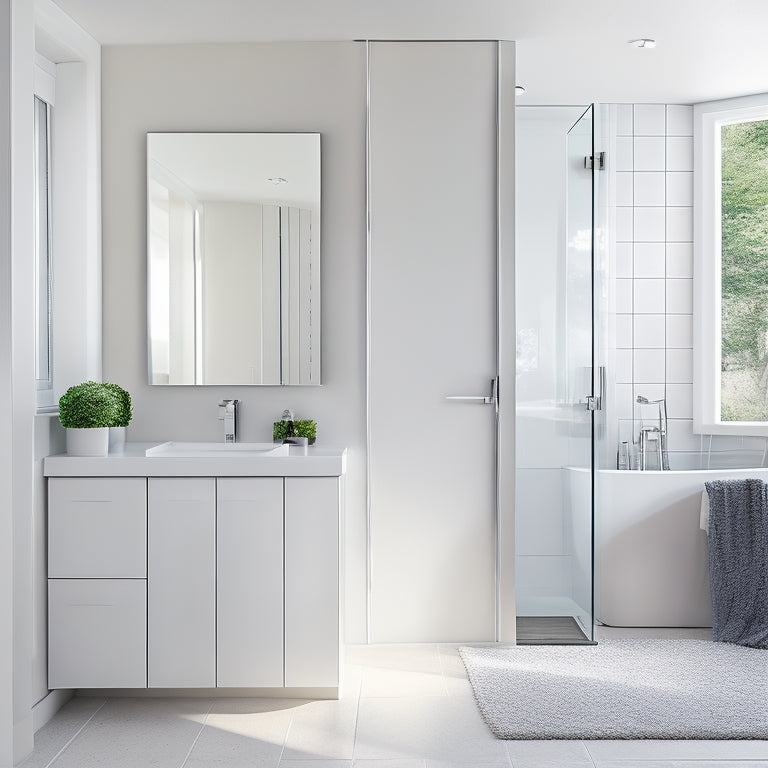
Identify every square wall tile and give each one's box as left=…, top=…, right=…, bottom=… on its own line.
left=666, top=314, right=693, bottom=348
left=616, top=104, right=633, bottom=136
left=615, top=349, right=633, bottom=383
left=633, top=348, right=665, bottom=383
left=667, top=206, right=693, bottom=241
left=667, top=278, right=693, bottom=313
left=633, top=172, right=665, bottom=206
left=667, top=136, right=694, bottom=171
left=633, top=104, right=666, bottom=136
left=666, top=382, right=693, bottom=419
left=616, top=172, right=633, bottom=206
left=634, top=136, right=666, bottom=171
left=667, top=348, right=693, bottom=382
left=618, top=418, right=636, bottom=444
left=666, top=172, right=693, bottom=206
left=634, top=314, right=666, bottom=348
left=616, top=278, right=633, bottom=310
left=615, top=136, right=633, bottom=171
left=633, top=242, right=665, bottom=278
left=667, top=242, right=694, bottom=278
left=667, top=419, right=702, bottom=451
left=634, top=207, right=666, bottom=241
left=667, top=104, right=693, bottom=136
left=615, top=242, right=632, bottom=278
left=613, top=384, right=634, bottom=420
left=616, top=314, right=632, bottom=348
left=616, top=206, right=633, bottom=241
left=633, top=278, right=666, bottom=314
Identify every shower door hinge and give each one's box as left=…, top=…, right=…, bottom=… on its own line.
left=586, top=395, right=600, bottom=412
left=584, top=152, right=606, bottom=170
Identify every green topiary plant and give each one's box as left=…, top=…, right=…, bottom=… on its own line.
left=273, top=418, right=317, bottom=443
left=103, top=383, right=132, bottom=427
left=292, top=420, right=317, bottom=440
left=58, top=381, right=120, bottom=429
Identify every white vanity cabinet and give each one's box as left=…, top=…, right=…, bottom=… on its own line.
left=148, top=478, right=216, bottom=688
left=47, top=477, right=148, bottom=689
left=45, top=450, right=345, bottom=694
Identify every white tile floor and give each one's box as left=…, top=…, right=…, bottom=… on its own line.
left=21, top=627, right=768, bottom=768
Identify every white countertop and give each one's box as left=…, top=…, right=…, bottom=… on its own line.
left=44, top=442, right=347, bottom=477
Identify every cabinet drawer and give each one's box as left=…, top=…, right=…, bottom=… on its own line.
left=49, top=578, right=147, bottom=689
left=48, top=477, right=147, bottom=577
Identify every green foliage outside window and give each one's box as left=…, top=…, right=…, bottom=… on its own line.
left=720, top=119, right=768, bottom=421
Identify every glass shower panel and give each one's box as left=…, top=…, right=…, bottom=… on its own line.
left=514, top=104, right=595, bottom=644
left=564, top=105, right=595, bottom=642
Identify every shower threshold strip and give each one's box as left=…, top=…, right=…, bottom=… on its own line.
left=516, top=615, right=597, bottom=645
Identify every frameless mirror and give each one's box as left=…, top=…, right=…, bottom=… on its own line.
left=147, top=132, right=320, bottom=385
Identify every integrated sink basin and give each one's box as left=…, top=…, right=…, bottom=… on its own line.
left=145, top=442, right=290, bottom=458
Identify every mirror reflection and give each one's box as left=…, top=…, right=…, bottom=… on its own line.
left=147, top=132, right=320, bottom=385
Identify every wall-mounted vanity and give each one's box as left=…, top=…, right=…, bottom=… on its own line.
left=43, top=445, right=346, bottom=696
left=147, top=132, right=321, bottom=386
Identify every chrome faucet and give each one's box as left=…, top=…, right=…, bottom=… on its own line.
left=218, top=399, right=240, bottom=443
left=636, top=395, right=669, bottom=470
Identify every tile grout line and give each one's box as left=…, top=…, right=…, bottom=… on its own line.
left=349, top=657, right=365, bottom=762
left=178, top=700, right=214, bottom=768
left=43, top=697, right=109, bottom=768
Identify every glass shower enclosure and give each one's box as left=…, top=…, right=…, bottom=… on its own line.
left=514, top=104, right=598, bottom=644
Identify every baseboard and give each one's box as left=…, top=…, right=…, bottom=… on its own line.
left=32, top=689, right=74, bottom=732
left=75, top=686, right=339, bottom=700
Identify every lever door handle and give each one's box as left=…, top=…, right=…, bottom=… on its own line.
left=446, top=377, right=498, bottom=409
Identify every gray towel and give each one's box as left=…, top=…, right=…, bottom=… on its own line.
left=705, top=479, right=768, bottom=648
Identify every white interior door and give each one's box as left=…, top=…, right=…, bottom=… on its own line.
left=368, top=41, right=499, bottom=642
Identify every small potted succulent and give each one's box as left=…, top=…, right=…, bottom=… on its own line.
left=58, top=381, right=121, bottom=456
left=104, top=382, right=133, bottom=453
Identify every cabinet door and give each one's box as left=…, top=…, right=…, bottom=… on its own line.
left=48, top=477, right=146, bottom=578
left=148, top=478, right=216, bottom=687
left=217, top=477, right=283, bottom=687
left=49, top=578, right=146, bottom=688
left=285, top=477, right=340, bottom=687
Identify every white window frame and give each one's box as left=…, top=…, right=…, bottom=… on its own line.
left=694, top=93, right=768, bottom=436
left=34, top=55, right=56, bottom=411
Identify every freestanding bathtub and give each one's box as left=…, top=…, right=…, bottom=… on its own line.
left=589, top=467, right=768, bottom=627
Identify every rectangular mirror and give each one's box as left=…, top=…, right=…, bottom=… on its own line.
left=147, top=132, right=320, bottom=385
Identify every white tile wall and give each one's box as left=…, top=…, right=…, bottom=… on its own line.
left=611, top=105, right=695, bottom=453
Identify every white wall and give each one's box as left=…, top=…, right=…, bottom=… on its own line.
left=101, top=43, right=368, bottom=641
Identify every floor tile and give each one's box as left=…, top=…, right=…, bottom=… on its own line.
left=49, top=697, right=212, bottom=768
left=279, top=761, right=352, bottom=767
left=354, top=696, right=507, bottom=762
left=506, top=740, right=592, bottom=763
left=586, top=740, right=768, bottom=761
left=184, top=698, right=296, bottom=767
left=20, top=697, right=107, bottom=768
left=280, top=697, right=358, bottom=760
left=353, top=761, right=425, bottom=768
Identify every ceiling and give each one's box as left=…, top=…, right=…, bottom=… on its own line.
left=50, top=0, right=768, bottom=105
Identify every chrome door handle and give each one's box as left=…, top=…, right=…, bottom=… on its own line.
left=446, top=377, right=498, bottom=409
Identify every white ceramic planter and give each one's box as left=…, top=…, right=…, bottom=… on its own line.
left=109, top=426, right=127, bottom=454
left=66, top=427, right=109, bottom=457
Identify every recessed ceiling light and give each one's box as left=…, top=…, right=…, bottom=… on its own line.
left=515, top=85, right=526, bottom=95
left=268, top=176, right=288, bottom=185
left=629, top=38, right=656, bottom=49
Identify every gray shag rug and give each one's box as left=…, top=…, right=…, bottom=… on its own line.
left=459, top=639, right=768, bottom=739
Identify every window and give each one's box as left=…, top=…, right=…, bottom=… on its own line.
left=695, top=95, right=768, bottom=435
left=34, top=66, right=55, bottom=411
